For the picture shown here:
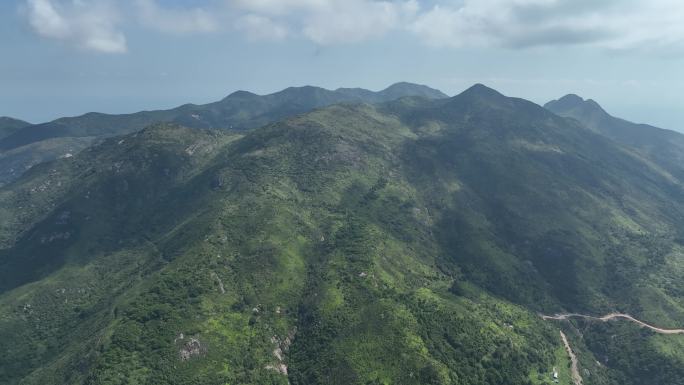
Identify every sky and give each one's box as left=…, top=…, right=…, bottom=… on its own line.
left=1, top=0, right=684, bottom=131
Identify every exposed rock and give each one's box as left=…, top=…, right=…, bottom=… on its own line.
left=174, top=332, right=184, bottom=343
left=265, top=328, right=297, bottom=376
left=211, top=271, right=226, bottom=294
left=179, top=337, right=205, bottom=361
left=273, top=347, right=283, bottom=361
left=265, top=364, right=288, bottom=375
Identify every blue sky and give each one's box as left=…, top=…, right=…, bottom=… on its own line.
left=2, top=0, right=684, bottom=131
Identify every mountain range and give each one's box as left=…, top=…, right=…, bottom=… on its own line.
left=0, top=82, right=446, bottom=187
left=1, top=83, right=683, bottom=385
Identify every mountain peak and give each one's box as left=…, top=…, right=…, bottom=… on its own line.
left=545, top=94, right=608, bottom=118
left=224, top=90, right=259, bottom=100
left=444, top=83, right=557, bottom=121
left=555, top=94, right=584, bottom=106
left=446, top=84, right=508, bottom=107
left=379, top=82, right=448, bottom=99
left=458, top=83, right=504, bottom=99
left=282, top=85, right=321, bottom=92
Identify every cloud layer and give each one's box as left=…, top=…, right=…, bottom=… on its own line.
left=21, top=0, right=684, bottom=53
left=233, top=0, right=419, bottom=44
left=410, top=0, right=684, bottom=50
left=25, top=0, right=126, bottom=53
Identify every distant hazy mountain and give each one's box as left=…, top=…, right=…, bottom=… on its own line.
left=0, top=82, right=446, bottom=150
left=546, top=94, right=684, bottom=180
left=2, top=84, right=683, bottom=385
left=0, top=117, right=30, bottom=140
left=0, top=82, right=447, bottom=186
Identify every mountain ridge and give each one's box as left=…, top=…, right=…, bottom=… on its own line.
left=0, top=82, right=447, bottom=187
left=545, top=94, right=684, bottom=181
left=2, top=85, right=684, bottom=384
left=0, top=82, right=447, bottom=149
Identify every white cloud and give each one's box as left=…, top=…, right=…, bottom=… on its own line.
left=25, top=0, right=126, bottom=53
left=135, top=0, right=220, bottom=34
left=231, top=0, right=419, bottom=45
left=409, top=0, right=684, bottom=50
left=235, top=14, right=289, bottom=41
left=301, top=1, right=419, bottom=44
left=20, top=0, right=684, bottom=53
left=231, top=0, right=329, bottom=16
left=228, top=0, right=684, bottom=49
left=26, top=0, right=70, bottom=39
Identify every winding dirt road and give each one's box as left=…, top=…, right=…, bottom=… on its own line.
left=543, top=313, right=684, bottom=385
left=541, top=313, right=684, bottom=334
left=559, top=331, right=582, bottom=385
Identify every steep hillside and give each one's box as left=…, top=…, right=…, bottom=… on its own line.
left=545, top=94, right=684, bottom=180
left=1, top=85, right=683, bottom=385
left=0, top=83, right=446, bottom=187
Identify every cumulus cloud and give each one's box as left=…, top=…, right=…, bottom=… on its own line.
left=231, top=0, right=418, bottom=45
left=20, top=0, right=684, bottom=53
left=409, top=0, right=684, bottom=50
left=227, top=0, right=684, bottom=50
left=24, top=0, right=126, bottom=53
left=300, top=1, right=419, bottom=44
left=134, top=0, right=220, bottom=34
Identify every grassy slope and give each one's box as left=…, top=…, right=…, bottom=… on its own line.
left=1, top=87, right=683, bottom=384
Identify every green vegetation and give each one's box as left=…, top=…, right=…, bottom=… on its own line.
left=0, top=83, right=446, bottom=187
left=545, top=94, right=684, bottom=182
left=574, top=320, right=684, bottom=385
left=1, top=85, right=683, bottom=384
